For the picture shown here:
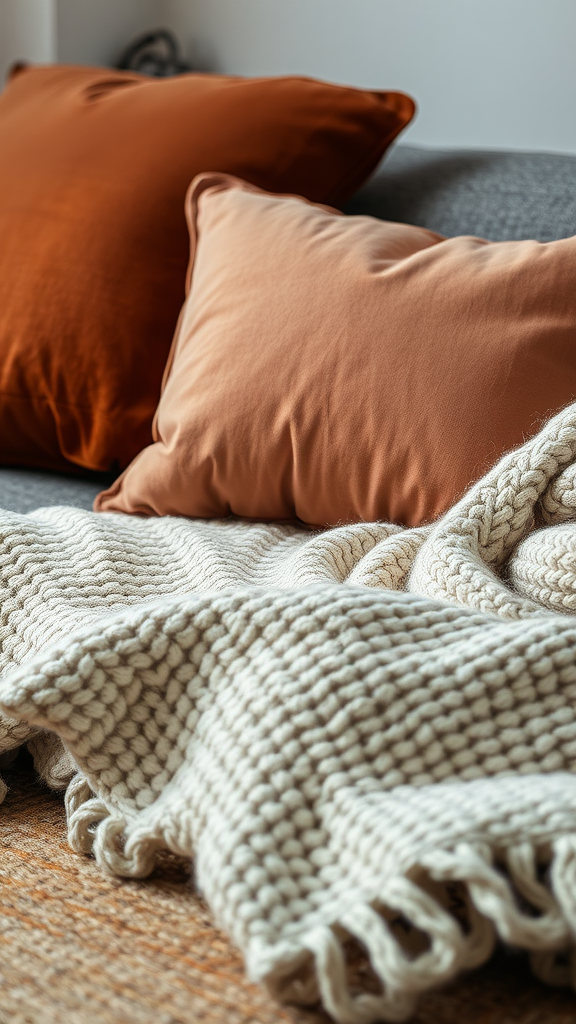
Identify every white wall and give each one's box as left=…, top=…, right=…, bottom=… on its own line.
left=56, top=0, right=162, bottom=67
left=0, top=0, right=164, bottom=83
left=164, top=0, right=576, bottom=154
left=0, top=0, right=56, bottom=84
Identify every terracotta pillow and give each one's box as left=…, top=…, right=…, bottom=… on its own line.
left=95, top=173, right=576, bottom=527
left=0, top=64, right=414, bottom=473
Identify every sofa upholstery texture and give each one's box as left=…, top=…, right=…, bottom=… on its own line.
left=345, top=144, right=576, bottom=241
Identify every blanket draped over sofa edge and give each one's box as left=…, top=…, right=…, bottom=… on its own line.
left=3, top=403, right=576, bottom=1022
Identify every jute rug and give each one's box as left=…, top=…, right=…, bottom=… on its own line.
left=1, top=758, right=575, bottom=1023
left=3, top=403, right=576, bottom=1021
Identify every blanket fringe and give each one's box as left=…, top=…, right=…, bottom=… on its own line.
left=65, top=773, right=165, bottom=878
left=261, top=839, right=576, bottom=1022
left=63, top=775, right=576, bottom=1023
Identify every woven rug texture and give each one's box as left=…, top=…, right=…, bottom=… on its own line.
left=3, top=404, right=576, bottom=1022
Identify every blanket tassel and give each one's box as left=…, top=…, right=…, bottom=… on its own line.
left=262, top=841, right=576, bottom=1023
left=63, top=774, right=576, bottom=1022
left=65, top=772, right=164, bottom=878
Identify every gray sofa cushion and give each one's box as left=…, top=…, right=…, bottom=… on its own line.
left=345, top=144, right=576, bottom=241
left=0, top=468, right=113, bottom=513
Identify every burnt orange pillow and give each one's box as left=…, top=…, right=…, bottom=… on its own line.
left=96, top=173, right=576, bottom=527
left=0, top=64, right=414, bottom=473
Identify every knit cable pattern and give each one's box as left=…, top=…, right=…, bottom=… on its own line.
left=3, top=403, right=576, bottom=1020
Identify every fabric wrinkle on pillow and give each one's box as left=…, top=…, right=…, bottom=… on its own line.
left=96, top=173, right=576, bottom=528
left=0, top=63, right=414, bottom=473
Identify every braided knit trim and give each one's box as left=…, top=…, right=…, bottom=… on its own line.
left=410, top=401, right=576, bottom=617
left=541, top=461, right=576, bottom=525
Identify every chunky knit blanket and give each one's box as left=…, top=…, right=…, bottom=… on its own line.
left=4, top=404, right=576, bottom=1022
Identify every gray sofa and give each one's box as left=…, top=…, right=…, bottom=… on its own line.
left=2, top=143, right=575, bottom=515
left=346, top=143, right=576, bottom=241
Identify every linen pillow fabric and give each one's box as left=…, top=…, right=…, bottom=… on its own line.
left=96, top=173, right=576, bottom=528
left=0, top=64, right=414, bottom=473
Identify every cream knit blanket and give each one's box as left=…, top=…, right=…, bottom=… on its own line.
left=4, top=404, right=576, bottom=1022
